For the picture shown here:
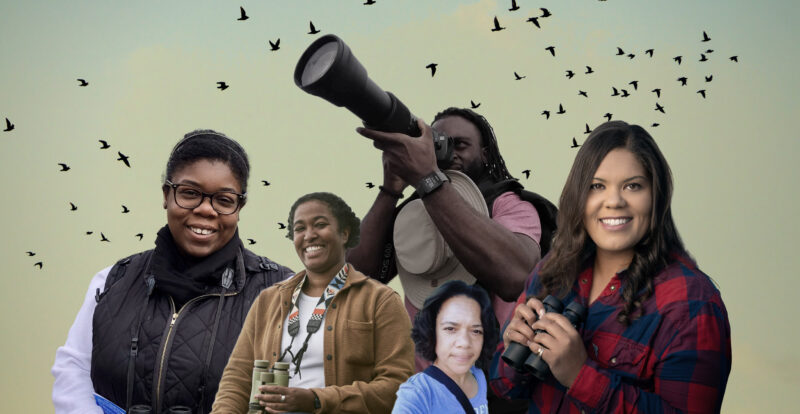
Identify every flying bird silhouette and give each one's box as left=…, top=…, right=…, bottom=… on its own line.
left=652, top=123, right=660, bottom=127
left=3, top=118, right=13, bottom=132
left=697, top=89, right=707, bottom=99
left=729, top=56, right=738, bottom=62
left=702, top=31, right=711, bottom=42
left=217, top=81, right=229, bottom=90
left=677, top=77, right=688, bottom=86
left=121, top=205, right=130, bottom=213
left=364, top=0, right=376, bottom=4
left=673, top=56, right=682, bottom=65
left=705, top=49, right=714, bottom=53
left=526, top=17, right=540, bottom=28
left=509, top=0, right=520, bottom=11
left=86, top=231, right=94, bottom=235
left=611, top=87, right=620, bottom=96
left=491, top=16, right=505, bottom=32
left=77, top=78, right=89, bottom=87
left=98, top=139, right=110, bottom=149
left=269, top=39, right=280, bottom=51
left=545, top=46, right=556, bottom=57
left=620, top=89, right=630, bottom=97
left=521, top=169, right=531, bottom=179
left=645, top=49, right=654, bottom=57
left=308, top=21, right=320, bottom=35
left=366, top=182, right=375, bottom=189
left=261, top=180, right=271, bottom=186
left=117, top=151, right=130, bottom=167
left=135, top=233, right=144, bottom=241
left=278, top=222, right=287, bottom=230
left=578, top=90, right=588, bottom=97
left=571, top=137, right=580, bottom=148
left=247, top=238, right=257, bottom=245
left=705, top=75, right=713, bottom=82
left=425, top=63, right=438, bottom=77
left=58, top=163, right=71, bottom=171
left=604, top=113, right=613, bottom=121
left=652, top=88, right=661, bottom=98
left=470, top=100, right=481, bottom=109
left=616, top=47, right=625, bottom=56
left=585, top=66, right=594, bottom=74
left=557, top=104, right=565, bottom=114
left=26, top=251, right=35, bottom=256
left=629, top=80, right=639, bottom=90
left=540, top=8, right=551, bottom=17
left=627, top=53, right=635, bottom=59
left=541, top=110, right=550, bottom=119
left=655, top=102, right=665, bottom=113
left=237, top=6, right=249, bottom=21
left=514, top=72, right=526, bottom=80
left=565, top=70, right=574, bottom=79
left=699, top=53, right=708, bottom=62
left=584, top=124, right=592, bottom=134
left=34, top=262, right=43, bottom=269
left=70, top=202, right=77, bottom=211
left=100, top=233, right=110, bottom=242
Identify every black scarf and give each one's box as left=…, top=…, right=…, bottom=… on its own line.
left=149, top=225, right=243, bottom=309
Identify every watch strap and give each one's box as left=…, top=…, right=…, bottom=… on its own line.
left=415, top=170, right=449, bottom=199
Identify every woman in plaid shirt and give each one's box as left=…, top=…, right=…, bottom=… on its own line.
left=491, top=121, right=731, bottom=413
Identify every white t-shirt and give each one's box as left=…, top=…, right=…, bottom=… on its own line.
left=280, top=292, right=326, bottom=390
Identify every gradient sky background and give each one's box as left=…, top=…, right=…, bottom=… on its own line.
left=1, top=0, right=797, bottom=412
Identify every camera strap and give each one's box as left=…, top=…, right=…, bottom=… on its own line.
left=422, top=365, right=476, bottom=414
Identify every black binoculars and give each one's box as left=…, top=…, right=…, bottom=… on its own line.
left=501, top=295, right=587, bottom=381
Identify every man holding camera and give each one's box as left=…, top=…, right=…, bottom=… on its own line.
left=350, top=106, right=556, bottom=350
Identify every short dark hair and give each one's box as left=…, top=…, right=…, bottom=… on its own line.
left=164, top=129, right=251, bottom=194
left=411, top=280, right=499, bottom=369
left=433, top=107, right=514, bottom=182
left=286, top=192, right=361, bottom=249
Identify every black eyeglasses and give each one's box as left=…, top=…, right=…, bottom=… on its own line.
left=164, top=180, right=246, bottom=215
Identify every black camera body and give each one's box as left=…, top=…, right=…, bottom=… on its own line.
left=501, top=295, right=587, bottom=381
left=294, top=34, right=454, bottom=168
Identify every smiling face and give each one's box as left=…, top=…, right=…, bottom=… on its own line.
left=583, top=148, right=653, bottom=261
left=164, top=159, right=242, bottom=258
left=432, top=115, right=486, bottom=181
left=433, top=295, right=484, bottom=378
left=292, top=200, right=349, bottom=279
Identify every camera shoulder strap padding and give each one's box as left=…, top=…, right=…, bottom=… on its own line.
left=422, top=365, right=477, bottom=414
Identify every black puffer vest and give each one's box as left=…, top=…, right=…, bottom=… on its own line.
left=91, top=247, right=293, bottom=414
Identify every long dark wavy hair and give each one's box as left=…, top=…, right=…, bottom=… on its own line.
left=538, top=121, right=685, bottom=325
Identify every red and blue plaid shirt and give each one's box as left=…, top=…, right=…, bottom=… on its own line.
left=490, top=252, right=731, bottom=413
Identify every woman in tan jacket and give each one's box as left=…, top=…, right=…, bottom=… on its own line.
left=212, top=192, right=415, bottom=413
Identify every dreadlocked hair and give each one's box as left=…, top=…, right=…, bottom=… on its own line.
left=537, top=121, right=686, bottom=325
left=433, top=107, right=514, bottom=182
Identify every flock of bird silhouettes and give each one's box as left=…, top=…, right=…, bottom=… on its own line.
left=7, top=1, right=737, bottom=270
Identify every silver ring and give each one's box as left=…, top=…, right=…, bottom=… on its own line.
left=537, top=347, right=544, bottom=357
left=281, top=394, right=286, bottom=402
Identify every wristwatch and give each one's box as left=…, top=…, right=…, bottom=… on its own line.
left=312, top=391, right=321, bottom=410
left=415, top=170, right=449, bottom=199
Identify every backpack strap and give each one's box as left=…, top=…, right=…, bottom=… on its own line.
left=422, top=365, right=477, bottom=414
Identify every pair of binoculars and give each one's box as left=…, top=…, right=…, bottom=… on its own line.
left=128, top=405, right=190, bottom=414
left=501, top=295, right=587, bottom=381
left=248, top=360, right=291, bottom=413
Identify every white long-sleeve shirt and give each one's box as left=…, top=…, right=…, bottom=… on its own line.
left=51, top=267, right=111, bottom=414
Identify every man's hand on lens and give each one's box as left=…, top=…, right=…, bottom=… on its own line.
left=357, top=118, right=438, bottom=187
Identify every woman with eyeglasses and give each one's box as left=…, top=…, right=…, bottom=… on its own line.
left=211, top=192, right=415, bottom=414
left=52, top=130, right=294, bottom=414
